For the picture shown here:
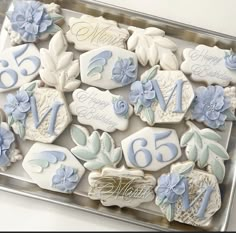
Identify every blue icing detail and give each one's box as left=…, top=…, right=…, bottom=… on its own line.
left=9, top=1, right=53, bottom=42
left=30, top=96, right=63, bottom=136
left=112, top=98, right=129, bottom=117
left=151, top=79, right=184, bottom=113
left=52, top=165, right=80, bottom=193
left=0, top=69, right=18, bottom=89
left=0, top=60, right=9, bottom=67
left=36, top=151, right=66, bottom=163
left=225, top=50, right=236, bottom=70
left=112, top=57, right=137, bottom=85
left=87, top=50, right=112, bottom=77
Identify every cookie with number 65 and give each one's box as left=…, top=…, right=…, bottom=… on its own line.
left=121, top=127, right=181, bottom=171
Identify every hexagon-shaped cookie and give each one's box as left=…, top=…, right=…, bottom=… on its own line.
left=4, top=81, right=72, bottom=143
left=129, top=66, right=195, bottom=125
left=121, top=127, right=181, bottom=171
left=22, top=143, right=85, bottom=194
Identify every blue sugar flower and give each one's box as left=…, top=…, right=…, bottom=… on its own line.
left=10, top=1, right=53, bottom=42
left=129, top=80, right=156, bottom=108
left=113, top=99, right=129, bottom=117
left=191, top=85, right=231, bottom=129
left=52, top=166, right=79, bottom=193
left=155, top=173, right=186, bottom=204
left=0, top=126, right=15, bottom=166
left=225, top=51, right=236, bottom=70
left=112, top=58, right=137, bottom=85
left=4, top=91, right=31, bottom=122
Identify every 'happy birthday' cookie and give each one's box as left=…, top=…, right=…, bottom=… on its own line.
left=155, top=161, right=221, bottom=227
left=70, top=87, right=133, bottom=132
left=80, top=46, right=138, bottom=89
left=88, top=166, right=156, bottom=208
left=121, top=127, right=181, bottom=171
left=22, top=143, right=85, bottom=194
left=4, top=81, right=72, bottom=143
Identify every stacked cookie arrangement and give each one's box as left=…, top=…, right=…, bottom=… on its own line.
left=0, top=0, right=235, bottom=227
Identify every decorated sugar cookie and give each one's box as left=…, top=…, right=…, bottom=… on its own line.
left=180, top=121, right=229, bottom=183
left=188, top=85, right=236, bottom=129
left=121, top=127, right=181, bottom=171
left=69, top=87, right=133, bottom=132
left=181, top=44, right=236, bottom=86
left=0, top=121, right=22, bottom=171
left=40, top=31, right=80, bottom=92
left=4, top=81, right=72, bottom=143
left=66, top=15, right=129, bottom=51
left=80, top=46, right=138, bottom=89
left=0, top=44, right=41, bottom=93
left=129, top=66, right=194, bottom=125
left=88, top=166, right=156, bottom=208
left=127, top=26, right=178, bottom=68
left=22, top=143, right=85, bottom=194
left=155, top=161, right=221, bottom=226
left=70, top=124, right=122, bottom=171
left=6, top=1, right=64, bottom=45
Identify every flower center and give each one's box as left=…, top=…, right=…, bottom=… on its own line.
left=206, top=103, right=216, bottom=112
left=27, top=15, right=34, bottom=23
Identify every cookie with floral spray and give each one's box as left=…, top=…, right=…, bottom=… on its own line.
left=185, top=85, right=236, bottom=130
left=0, top=109, right=22, bottom=172
left=155, top=161, right=222, bottom=227
left=5, top=1, right=64, bottom=45
left=3, top=80, right=72, bottom=143
left=80, top=46, right=138, bottom=90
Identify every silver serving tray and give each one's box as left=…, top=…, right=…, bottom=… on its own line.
left=0, top=0, right=236, bottom=231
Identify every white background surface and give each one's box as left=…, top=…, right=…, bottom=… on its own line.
left=1, top=0, right=236, bottom=231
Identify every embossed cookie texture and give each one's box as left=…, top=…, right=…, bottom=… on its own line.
left=40, top=31, right=80, bottom=92
left=69, top=87, right=133, bottom=132
left=0, top=122, right=22, bottom=171
left=129, top=65, right=194, bottom=125
left=22, top=143, right=85, bottom=194
left=127, top=26, right=179, bottom=69
left=0, top=44, right=40, bottom=93
left=121, top=127, right=181, bottom=171
left=155, top=161, right=221, bottom=227
left=80, top=46, right=138, bottom=89
left=88, top=166, right=156, bottom=208
left=4, top=81, right=72, bottom=143
left=6, top=1, right=64, bottom=45
left=181, top=121, right=229, bottom=183
left=70, top=124, right=122, bottom=171
left=66, top=15, right=129, bottom=51
left=181, top=44, right=236, bottom=86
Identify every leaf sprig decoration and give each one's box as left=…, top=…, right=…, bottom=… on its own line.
left=127, top=26, right=178, bottom=69
left=70, top=125, right=122, bottom=171
left=180, top=121, right=229, bottom=183
left=40, top=31, right=81, bottom=92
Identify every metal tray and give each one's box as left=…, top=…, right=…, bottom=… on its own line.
left=0, top=0, right=236, bottom=231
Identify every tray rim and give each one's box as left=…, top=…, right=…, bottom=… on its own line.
left=0, top=0, right=236, bottom=231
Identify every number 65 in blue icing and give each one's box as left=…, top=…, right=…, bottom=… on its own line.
left=0, top=44, right=41, bottom=93
left=121, top=127, right=181, bottom=171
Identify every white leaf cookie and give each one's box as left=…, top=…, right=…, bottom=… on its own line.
left=127, top=26, right=179, bottom=69
left=129, top=66, right=194, bottom=125
left=88, top=166, right=156, bottom=208
left=70, top=124, right=122, bottom=171
left=0, top=121, right=22, bottom=171
left=180, top=121, right=229, bottom=183
left=4, top=81, right=72, bottom=143
left=80, top=46, right=138, bottom=89
left=66, top=15, right=129, bottom=51
left=22, top=143, right=85, bottom=194
left=181, top=44, right=236, bottom=86
left=121, top=127, right=181, bottom=171
left=0, top=44, right=41, bottom=93
left=70, top=87, right=133, bottom=132
left=155, top=161, right=221, bottom=227
left=40, top=31, right=80, bottom=92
